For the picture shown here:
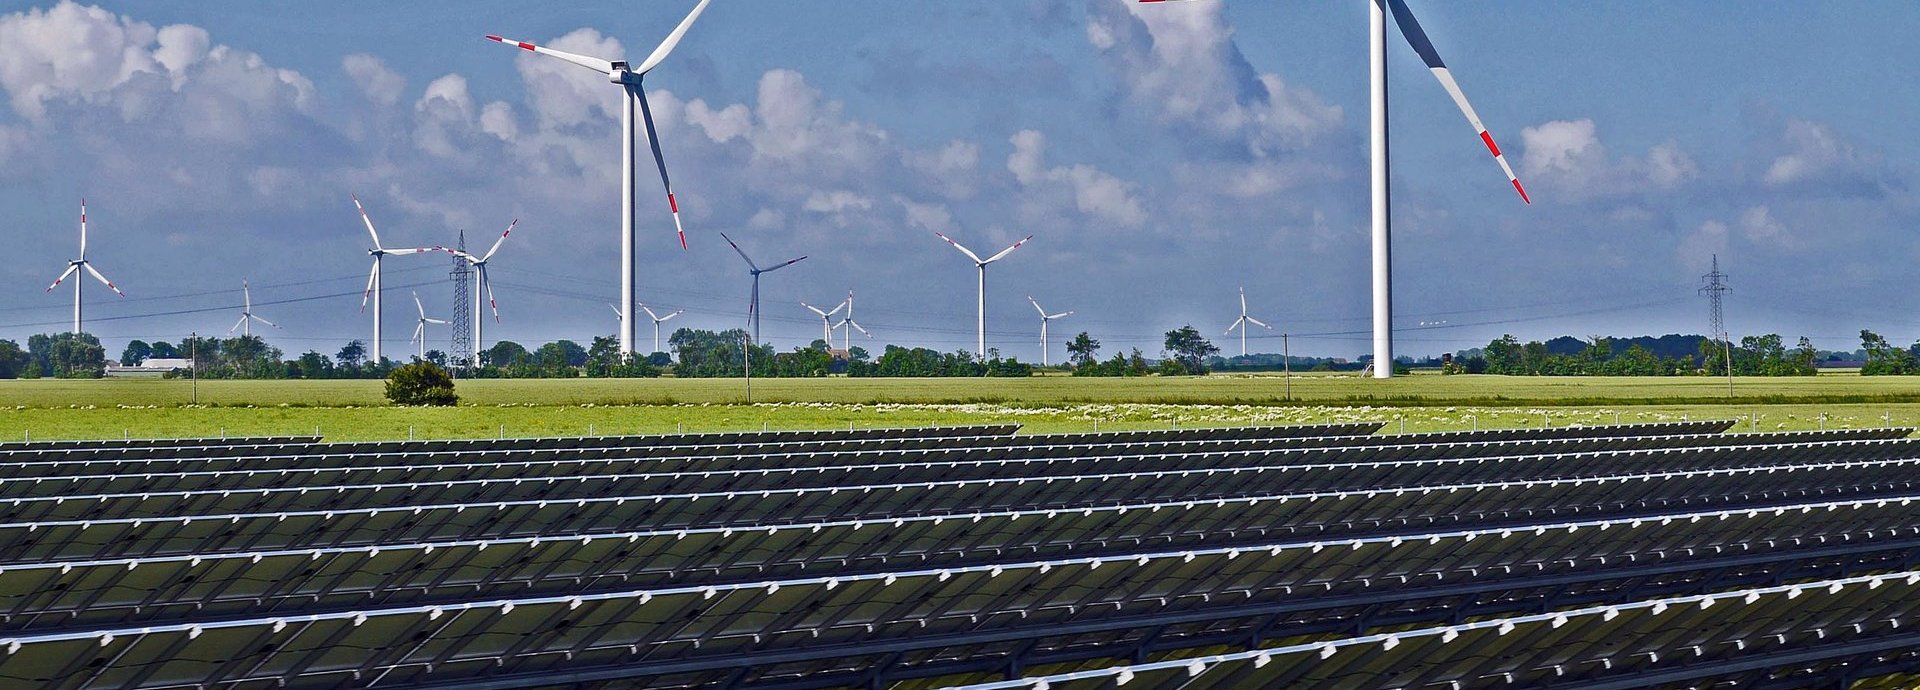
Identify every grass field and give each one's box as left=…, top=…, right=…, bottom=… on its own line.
left=4, top=372, right=1919, bottom=441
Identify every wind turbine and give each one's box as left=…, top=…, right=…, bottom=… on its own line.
left=44, top=199, right=125, bottom=334
left=446, top=219, right=519, bottom=364
left=354, top=195, right=440, bottom=363
left=833, top=289, right=871, bottom=352
left=485, top=0, right=711, bottom=357
left=410, top=291, right=449, bottom=360
left=1141, top=0, right=1530, bottom=378
left=934, top=232, right=1031, bottom=359
left=1028, top=296, right=1073, bottom=367
left=719, top=232, right=806, bottom=344
left=1223, top=286, right=1272, bottom=358
left=638, top=303, right=684, bottom=354
left=800, top=297, right=847, bottom=347
left=228, top=280, right=278, bottom=338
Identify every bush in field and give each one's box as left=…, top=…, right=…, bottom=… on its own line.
left=385, top=362, right=458, bottom=406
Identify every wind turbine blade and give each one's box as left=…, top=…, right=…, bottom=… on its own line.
left=412, top=321, right=425, bottom=344
left=718, top=232, right=758, bottom=270
left=661, top=310, right=683, bottom=321
left=1225, top=318, right=1244, bottom=335
left=1247, top=316, right=1272, bottom=329
left=425, top=318, right=450, bottom=325
left=78, top=200, right=87, bottom=259
left=633, top=87, right=688, bottom=249
left=252, top=315, right=279, bottom=329
left=83, top=264, right=125, bottom=296
left=1239, top=287, right=1247, bottom=314
left=413, top=290, right=426, bottom=318
left=760, top=255, right=806, bottom=274
left=1028, top=296, right=1046, bottom=318
left=229, top=315, right=247, bottom=335
left=827, top=301, right=845, bottom=317
left=1387, top=0, right=1531, bottom=204
left=636, top=303, right=656, bottom=320
left=45, top=264, right=80, bottom=292
left=360, top=261, right=378, bottom=311
left=983, top=235, right=1033, bottom=264
left=381, top=247, right=440, bottom=256
left=480, top=219, right=518, bottom=261
left=1051, top=311, right=1074, bottom=319
left=633, top=0, right=713, bottom=74
left=483, top=35, right=616, bottom=75
left=849, top=320, right=872, bottom=337
left=802, top=302, right=829, bottom=318
left=933, top=232, right=984, bottom=263
left=611, top=303, right=625, bottom=319
left=352, top=195, right=384, bottom=249
left=481, top=268, right=501, bottom=322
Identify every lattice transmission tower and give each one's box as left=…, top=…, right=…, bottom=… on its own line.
left=1698, top=254, right=1730, bottom=341
left=450, top=230, right=473, bottom=370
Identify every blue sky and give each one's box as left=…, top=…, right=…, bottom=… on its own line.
left=0, top=1, right=1915, bottom=361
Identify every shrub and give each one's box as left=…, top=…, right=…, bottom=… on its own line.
left=385, top=362, right=458, bottom=406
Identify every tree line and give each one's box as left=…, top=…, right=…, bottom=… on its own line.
left=1459, top=333, right=1822, bottom=377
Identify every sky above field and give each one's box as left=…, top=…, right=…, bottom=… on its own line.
left=0, top=1, right=1915, bottom=361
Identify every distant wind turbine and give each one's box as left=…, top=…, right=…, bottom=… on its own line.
left=1223, top=287, right=1272, bottom=358
left=446, top=219, right=520, bottom=365
left=1141, top=0, right=1530, bottom=378
left=44, top=199, right=125, bottom=334
left=1028, top=296, right=1073, bottom=367
left=934, top=232, right=1031, bottom=359
left=228, top=280, right=279, bottom=338
left=410, top=291, right=449, bottom=360
left=354, top=195, right=440, bottom=363
left=801, top=297, right=847, bottom=347
left=833, top=289, right=871, bottom=352
left=638, top=303, right=684, bottom=354
left=485, top=0, right=711, bottom=357
left=720, top=233, right=806, bottom=344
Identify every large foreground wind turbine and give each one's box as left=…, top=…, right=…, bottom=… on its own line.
left=720, top=233, right=806, bottom=344
left=637, top=303, right=683, bottom=354
left=228, top=280, right=278, bottom=338
left=355, top=195, right=439, bottom=363
left=801, top=298, right=846, bottom=347
left=1028, top=296, right=1073, bottom=367
left=485, top=0, right=711, bottom=357
left=446, top=219, right=519, bottom=364
left=44, top=199, right=125, bottom=334
left=1142, top=0, right=1530, bottom=378
left=833, top=289, right=871, bottom=352
left=1223, top=286, right=1271, bottom=358
left=410, top=291, right=449, bottom=360
left=935, top=232, right=1031, bottom=359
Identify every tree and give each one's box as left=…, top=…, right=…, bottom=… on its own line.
left=1066, top=332, right=1100, bottom=369
left=0, top=340, right=29, bottom=379
left=1860, top=330, right=1917, bottom=376
left=147, top=341, right=180, bottom=359
left=120, top=340, right=152, bottom=366
left=337, top=340, right=368, bottom=369
left=1162, top=325, right=1219, bottom=375
left=1483, top=335, right=1523, bottom=375
left=385, top=361, right=458, bottom=406
left=484, top=341, right=530, bottom=368
left=290, top=351, right=334, bottom=379
left=31, top=333, right=107, bottom=378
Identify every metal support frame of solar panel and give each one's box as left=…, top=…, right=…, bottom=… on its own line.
left=6, top=436, right=1915, bottom=569
left=8, top=426, right=1867, bottom=506
left=0, top=423, right=1397, bottom=480
left=0, top=437, right=325, bottom=466
left=5, top=433, right=1908, bottom=533
left=0, top=436, right=318, bottom=452
left=8, top=492, right=1920, bottom=690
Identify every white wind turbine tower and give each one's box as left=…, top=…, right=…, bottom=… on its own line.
left=637, top=303, right=683, bottom=354
left=355, top=195, right=440, bottom=363
left=833, top=289, right=871, bottom=352
left=1223, top=286, right=1272, bottom=358
left=410, top=291, right=450, bottom=360
left=934, top=232, right=1031, bottom=359
left=720, top=232, right=807, bottom=344
left=1027, top=296, right=1073, bottom=367
left=228, top=280, right=278, bottom=338
left=485, top=0, right=711, bottom=357
left=447, top=219, right=519, bottom=364
left=43, top=199, right=125, bottom=334
left=1142, top=0, right=1530, bottom=378
left=800, top=297, right=846, bottom=347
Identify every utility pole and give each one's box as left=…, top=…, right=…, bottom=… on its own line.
left=189, top=332, right=198, bottom=406
left=1283, top=333, right=1292, bottom=402
left=1699, top=254, right=1733, bottom=396
left=450, top=230, right=472, bottom=372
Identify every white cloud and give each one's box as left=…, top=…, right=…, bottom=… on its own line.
left=1007, top=129, right=1146, bottom=227
left=342, top=53, right=405, bottom=107
left=1737, top=205, right=1788, bottom=245
left=1760, top=117, right=1890, bottom=197
left=1677, top=220, right=1729, bottom=272
left=1519, top=119, right=1697, bottom=201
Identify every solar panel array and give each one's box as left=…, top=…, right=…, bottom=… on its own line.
left=4, top=420, right=1919, bottom=689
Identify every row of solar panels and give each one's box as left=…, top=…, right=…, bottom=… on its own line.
left=2, top=433, right=1911, bottom=560
left=9, top=422, right=1919, bottom=689
left=0, top=420, right=1751, bottom=473
left=5, top=488, right=1917, bottom=688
